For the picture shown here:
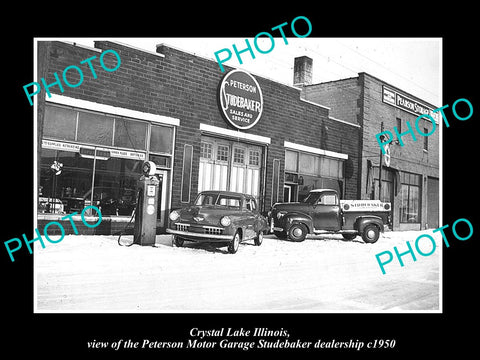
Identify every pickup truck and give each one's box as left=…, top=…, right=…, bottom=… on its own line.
left=269, top=189, right=391, bottom=243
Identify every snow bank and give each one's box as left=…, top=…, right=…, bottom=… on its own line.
left=34, top=230, right=441, bottom=312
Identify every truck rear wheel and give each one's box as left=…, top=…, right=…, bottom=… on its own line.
left=288, top=223, right=308, bottom=242
left=362, top=224, right=380, bottom=244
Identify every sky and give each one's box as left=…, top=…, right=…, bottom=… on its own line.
left=62, top=37, right=441, bottom=106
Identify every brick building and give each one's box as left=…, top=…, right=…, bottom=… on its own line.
left=36, top=40, right=361, bottom=234
left=299, top=62, right=439, bottom=230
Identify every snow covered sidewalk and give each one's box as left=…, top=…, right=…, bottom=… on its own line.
left=34, top=230, right=441, bottom=312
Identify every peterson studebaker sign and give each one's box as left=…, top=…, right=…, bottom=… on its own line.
left=217, top=69, right=263, bottom=130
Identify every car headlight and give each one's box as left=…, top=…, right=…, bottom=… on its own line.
left=169, top=210, right=180, bottom=221
left=277, top=211, right=287, bottom=219
left=220, top=216, right=231, bottom=227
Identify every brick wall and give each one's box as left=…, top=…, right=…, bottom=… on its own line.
left=301, top=77, right=363, bottom=198
left=302, top=77, right=361, bottom=125
left=359, top=73, right=439, bottom=180
left=297, top=71, right=440, bottom=229
left=359, top=73, right=440, bottom=229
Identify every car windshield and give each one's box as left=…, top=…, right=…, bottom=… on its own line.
left=301, top=191, right=322, bottom=204
left=217, top=195, right=241, bottom=209
left=194, top=193, right=242, bottom=209
left=194, top=193, right=219, bottom=206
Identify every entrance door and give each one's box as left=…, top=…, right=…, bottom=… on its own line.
left=427, top=177, right=439, bottom=229
left=283, top=184, right=297, bottom=202
left=155, top=170, right=168, bottom=228
left=283, top=185, right=292, bottom=202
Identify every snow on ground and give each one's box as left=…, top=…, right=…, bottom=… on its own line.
left=34, top=230, right=441, bottom=312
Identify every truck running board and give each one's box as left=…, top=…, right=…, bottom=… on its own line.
left=312, top=229, right=357, bottom=235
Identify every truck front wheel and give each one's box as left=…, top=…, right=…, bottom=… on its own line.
left=288, top=223, right=308, bottom=242
left=362, top=224, right=380, bottom=244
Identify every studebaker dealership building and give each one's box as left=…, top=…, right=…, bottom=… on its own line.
left=36, top=40, right=438, bottom=233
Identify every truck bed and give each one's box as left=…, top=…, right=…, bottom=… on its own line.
left=340, top=200, right=391, bottom=230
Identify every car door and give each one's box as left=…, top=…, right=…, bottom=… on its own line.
left=312, top=192, right=341, bottom=231
left=243, top=197, right=258, bottom=239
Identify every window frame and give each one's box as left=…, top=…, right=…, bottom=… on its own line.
left=399, top=172, right=422, bottom=224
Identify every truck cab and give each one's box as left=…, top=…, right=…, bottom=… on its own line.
left=269, top=189, right=391, bottom=243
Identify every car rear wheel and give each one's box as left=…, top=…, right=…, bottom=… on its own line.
left=361, top=224, right=380, bottom=244
left=288, top=223, right=308, bottom=242
left=254, top=231, right=263, bottom=246
left=228, top=231, right=241, bottom=254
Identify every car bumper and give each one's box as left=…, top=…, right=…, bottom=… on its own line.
left=166, top=228, right=232, bottom=241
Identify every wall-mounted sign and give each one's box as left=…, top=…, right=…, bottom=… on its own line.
left=382, top=86, right=440, bottom=123
left=79, top=147, right=111, bottom=160
left=42, top=139, right=146, bottom=161
left=383, top=142, right=391, bottom=167
left=218, top=69, right=263, bottom=130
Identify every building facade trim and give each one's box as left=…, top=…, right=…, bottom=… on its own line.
left=328, top=116, right=361, bottom=128
left=199, top=123, right=271, bottom=145
left=46, top=94, right=180, bottom=127
left=284, top=141, right=349, bottom=160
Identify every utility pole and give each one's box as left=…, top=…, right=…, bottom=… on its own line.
left=378, top=121, right=383, bottom=202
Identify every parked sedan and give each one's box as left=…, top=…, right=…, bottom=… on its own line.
left=166, top=191, right=268, bottom=253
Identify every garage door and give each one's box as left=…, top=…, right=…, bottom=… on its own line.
left=199, top=137, right=262, bottom=202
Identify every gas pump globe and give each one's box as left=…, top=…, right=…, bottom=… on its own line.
left=133, top=161, right=160, bottom=246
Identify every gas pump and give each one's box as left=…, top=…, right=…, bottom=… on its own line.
left=133, top=161, right=160, bottom=246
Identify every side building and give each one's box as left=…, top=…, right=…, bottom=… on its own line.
left=299, top=60, right=439, bottom=230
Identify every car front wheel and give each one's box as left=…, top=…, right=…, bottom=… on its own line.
left=228, top=231, right=241, bottom=254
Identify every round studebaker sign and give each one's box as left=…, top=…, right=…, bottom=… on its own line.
left=217, top=69, right=263, bottom=130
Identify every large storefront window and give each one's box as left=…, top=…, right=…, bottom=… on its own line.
left=39, top=103, right=174, bottom=218
left=284, top=149, right=345, bottom=202
left=399, top=172, right=421, bottom=223
left=39, top=147, right=144, bottom=216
